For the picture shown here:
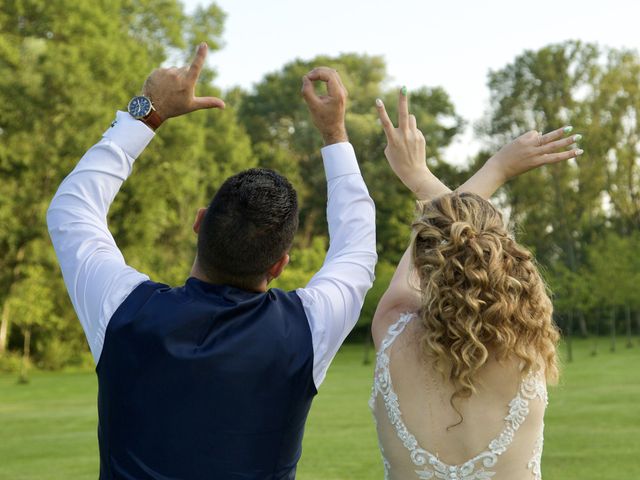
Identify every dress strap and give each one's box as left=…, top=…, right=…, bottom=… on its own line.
left=379, top=312, right=415, bottom=354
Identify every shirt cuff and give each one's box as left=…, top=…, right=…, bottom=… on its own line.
left=103, top=111, right=155, bottom=159
left=321, top=142, right=360, bottom=181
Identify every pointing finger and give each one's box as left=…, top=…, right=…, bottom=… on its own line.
left=409, top=114, right=417, bottom=131
left=540, top=125, right=573, bottom=144
left=187, top=42, right=208, bottom=83
left=376, top=98, right=395, bottom=139
left=398, top=86, right=409, bottom=130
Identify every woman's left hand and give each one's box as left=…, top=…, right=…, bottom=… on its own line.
left=376, top=89, right=450, bottom=200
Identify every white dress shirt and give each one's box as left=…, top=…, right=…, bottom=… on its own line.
left=47, top=111, right=377, bottom=388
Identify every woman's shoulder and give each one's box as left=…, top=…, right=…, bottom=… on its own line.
left=372, top=305, right=419, bottom=349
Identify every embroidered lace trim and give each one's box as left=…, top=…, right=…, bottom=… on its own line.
left=370, top=313, right=547, bottom=480
left=527, top=432, right=544, bottom=480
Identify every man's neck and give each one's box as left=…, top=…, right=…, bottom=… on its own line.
left=190, top=260, right=268, bottom=292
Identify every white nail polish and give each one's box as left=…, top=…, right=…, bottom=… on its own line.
left=575, top=149, right=584, bottom=156
left=375, top=98, right=383, bottom=107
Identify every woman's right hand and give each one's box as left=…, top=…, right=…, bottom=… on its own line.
left=376, top=89, right=450, bottom=201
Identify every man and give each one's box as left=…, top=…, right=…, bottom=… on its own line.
left=47, top=43, right=376, bottom=479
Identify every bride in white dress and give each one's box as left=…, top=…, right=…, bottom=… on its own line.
left=370, top=90, right=583, bottom=480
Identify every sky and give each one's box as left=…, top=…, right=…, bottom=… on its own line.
left=183, top=0, right=640, bottom=164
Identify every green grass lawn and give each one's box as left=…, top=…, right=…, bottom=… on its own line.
left=1, top=338, right=639, bottom=479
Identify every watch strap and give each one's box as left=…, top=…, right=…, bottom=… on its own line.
left=141, top=108, right=162, bottom=131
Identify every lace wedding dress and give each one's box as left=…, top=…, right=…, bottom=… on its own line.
left=370, top=313, right=548, bottom=480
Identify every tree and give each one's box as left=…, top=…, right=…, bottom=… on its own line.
left=587, top=232, right=640, bottom=350
left=480, top=41, right=640, bottom=332
left=0, top=0, right=255, bottom=366
left=6, top=242, right=59, bottom=382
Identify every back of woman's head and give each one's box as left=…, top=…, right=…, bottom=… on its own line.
left=412, top=192, right=559, bottom=406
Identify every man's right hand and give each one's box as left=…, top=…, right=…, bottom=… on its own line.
left=301, top=67, right=348, bottom=145
left=141, top=42, right=225, bottom=127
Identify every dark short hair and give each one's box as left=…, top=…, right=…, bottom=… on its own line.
left=197, top=168, right=299, bottom=288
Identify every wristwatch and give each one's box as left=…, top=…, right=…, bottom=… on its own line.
left=127, top=95, right=162, bottom=130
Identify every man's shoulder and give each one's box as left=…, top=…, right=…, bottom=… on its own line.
left=268, top=287, right=306, bottom=309
left=112, top=279, right=171, bottom=316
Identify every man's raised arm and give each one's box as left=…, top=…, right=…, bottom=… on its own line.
left=296, top=67, right=377, bottom=388
left=47, top=113, right=154, bottom=361
left=47, top=43, right=224, bottom=362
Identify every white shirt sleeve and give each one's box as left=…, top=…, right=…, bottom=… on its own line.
left=46, top=111, right=154, bottom=363
left=296, top=142, right=377, bottom=388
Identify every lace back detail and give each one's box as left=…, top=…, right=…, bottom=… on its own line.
left=370, top=313, right=547, bottom=480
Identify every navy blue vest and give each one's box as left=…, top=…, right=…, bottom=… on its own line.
left=96, top=278, right=316, bottom=479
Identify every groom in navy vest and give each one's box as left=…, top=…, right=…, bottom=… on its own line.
left=47, top=43, right=376, bottom=479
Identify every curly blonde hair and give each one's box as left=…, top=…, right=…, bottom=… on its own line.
left=411, top=192, right=559, bottom=422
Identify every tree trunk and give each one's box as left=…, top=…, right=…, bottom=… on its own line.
left=610, top=306, right=616, bottom=353
left=577, top=311, right=588, bottom=337
left=0, top=302, right=9, bottom=354
left=18, top=327, right=31, bottom=384
left=625, top=305, right=633, bottom=348
left=300, top=211, right=319, bottom=248
left=565, top=310, right=573, bottom=363
left=2, top=247, right=25, bottom=355
left=362, top=330, right=372, bottom=366
left=591, top=309, right=600, bottom=357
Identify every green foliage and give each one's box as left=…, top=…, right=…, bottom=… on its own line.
left=2, top=2, right=638, bottom=371
left=0, top=352, right=22, bottom=373
left=359, top=261, right=396, bottom=327
left=482, top=40, right=640, bottom=320
left=0, top=0, right=255, bottom=365
left=546, top=263, right=595, bottom=314
left=38, top=338, right=82, bottom=371
left=271, top=237, right=327, bottom=292
left=585, top=232, right=640, bottom=309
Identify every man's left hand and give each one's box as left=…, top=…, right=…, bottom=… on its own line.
left=301, top=67, right=348, bottom=146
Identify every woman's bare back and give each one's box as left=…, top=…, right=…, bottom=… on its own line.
left=370, top=312, right=547, bottom=480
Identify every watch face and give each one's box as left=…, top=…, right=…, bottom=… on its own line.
left=128, top=96, right=152, bottom=119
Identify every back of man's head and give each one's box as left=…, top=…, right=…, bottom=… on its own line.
left=197, top=168, right=299, bottom=289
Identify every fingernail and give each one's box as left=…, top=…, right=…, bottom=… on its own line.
left=575, top=149, right=584, bottom=156
left=401, top=86, right=407, bottom=96
left=375, top=98, right=383, bottom=107
left=573, top=134, right=582, bottom=142
left=563, top=126, right=573, bottom=134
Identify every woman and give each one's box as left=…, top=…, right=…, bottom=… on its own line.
left=369, top=90, right=582, bottom=480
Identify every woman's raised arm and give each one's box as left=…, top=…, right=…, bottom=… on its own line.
left=372, top=89, right=582, bottom=339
